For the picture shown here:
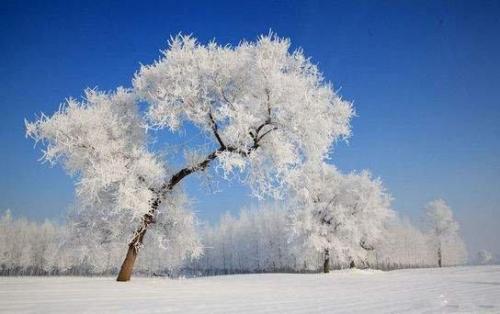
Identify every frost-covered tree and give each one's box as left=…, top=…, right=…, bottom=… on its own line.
left=289, top=163, right=393, bottom=273
left=375, top=217, right=435, bottom=269
left=376, top=210, right=466, bottom=269
left=26, top=34, right=354, bottom=281
left=424, top=199, right=465, bottom=267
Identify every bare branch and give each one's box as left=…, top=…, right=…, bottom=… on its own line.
left=208, top=112, right=225, bottom=148
left=257, top=125, right=277, bottom=142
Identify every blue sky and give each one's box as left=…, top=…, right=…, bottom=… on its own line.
left=1, top=0, right=499, bottom=256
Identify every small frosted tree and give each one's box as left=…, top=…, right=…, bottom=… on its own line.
left=289, top=163, right=393, bottom=273
left=26, top=34, right=354, bottom=281
left=477, top=250, right=493, bottom=265
left=424, top=199, right=463, bottom=267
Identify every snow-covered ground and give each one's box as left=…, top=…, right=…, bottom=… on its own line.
left=1, top=266, right=499, bottom=313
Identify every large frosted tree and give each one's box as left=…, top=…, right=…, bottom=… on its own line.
left=26, top=34, right=354, bottom=281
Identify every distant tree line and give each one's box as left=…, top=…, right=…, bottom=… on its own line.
left=0, top=198, right=468, bottom=277
left=185, top=202, right=467, bottom=275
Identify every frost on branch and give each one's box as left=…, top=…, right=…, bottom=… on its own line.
left=134, top=33, right=354, bottom=198
left=25, top=88, right=166, bottom=219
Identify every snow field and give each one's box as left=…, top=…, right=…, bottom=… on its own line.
left=0, top=265, right=499, bottom=313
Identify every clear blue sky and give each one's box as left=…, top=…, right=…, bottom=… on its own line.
left=1, top=0, right=499, bottom=256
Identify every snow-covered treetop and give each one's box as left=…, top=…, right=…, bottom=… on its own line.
left=26, top=33, right=354, bottom=217
left=134, top=34, right=354, bottom=196
left=425, top=199, right=459, bottom=238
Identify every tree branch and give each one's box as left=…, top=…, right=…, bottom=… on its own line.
left=265, top=88, right=271, bottom=118
left=360, top=240, right=374, bottom=251
left=129, top=107, right=278, bottom=251
left=165, top=149, right=221, bottom=191
left=208, top=112, right=225, bottom=148
left=257, top=126, right=277, bottom=142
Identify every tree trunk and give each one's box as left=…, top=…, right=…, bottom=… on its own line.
left=115, top=121, right=269, bottom=282
left=349, top=260, right=356, bottom=269
left=437, top=246, right=442, bottom=268
left=116, top=244, right=138, bottom=281
left=116, top=216, right=149, bottom=281
left=115, top=149, right=223, bottom=281
left=323, top=249, right=330, bottom=273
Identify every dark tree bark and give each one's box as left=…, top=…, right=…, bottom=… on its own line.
left=349, top=260, right=356, bottom=269
left=116, top=242, right=139, bottom=281
left=438, top=246, right=442, bottom=268
left=323, top=249, right=330, bottom=273
left=117, top=202, right=157, bottom=281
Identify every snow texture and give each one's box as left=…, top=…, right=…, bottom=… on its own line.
left=1, top=266, right=499, bottom=313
